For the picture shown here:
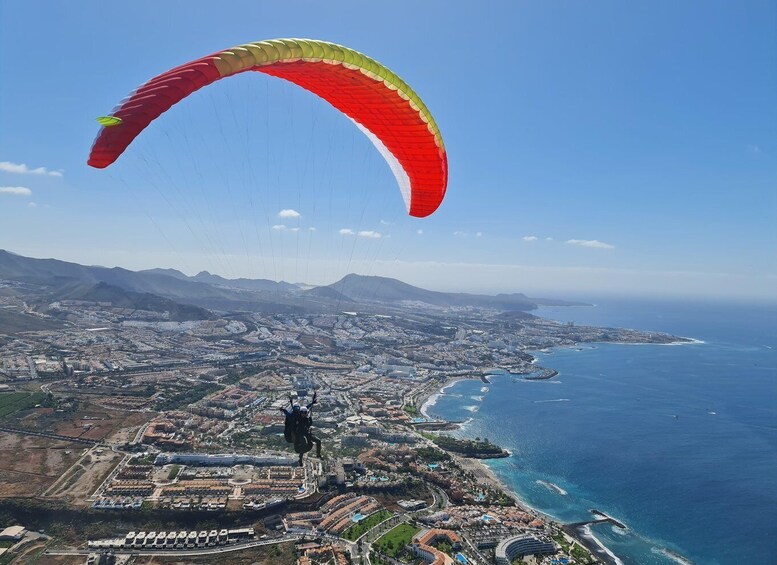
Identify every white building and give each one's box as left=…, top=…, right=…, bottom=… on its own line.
left=495, top=534, right=556, bottom=565
left=0, top=526, right=26, bottom=541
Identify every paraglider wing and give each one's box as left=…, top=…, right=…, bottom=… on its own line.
left=88, top=38, right=447, bottom=217
left=96, top=116, right=123, bottom=127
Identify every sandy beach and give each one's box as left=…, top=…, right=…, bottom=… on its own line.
left=417, top=375, right=478, bottom=418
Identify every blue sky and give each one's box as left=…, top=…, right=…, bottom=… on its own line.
left=1, top=1, right=775, bottom=300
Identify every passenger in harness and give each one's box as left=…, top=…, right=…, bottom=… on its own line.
left=279, top=395, right=301, bottom=444
left=295, top=405, right=322, bottom=464
left=280, top=392, right=318, bottom=465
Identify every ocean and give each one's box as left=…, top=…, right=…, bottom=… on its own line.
left=423, top=298, right=777, bottom=565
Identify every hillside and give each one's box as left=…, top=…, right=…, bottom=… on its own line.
left=60, top=282, right=214, bottom=321
left=0, top=250, right=587, bottom=314
left=327, top=274, right=542, bottom=310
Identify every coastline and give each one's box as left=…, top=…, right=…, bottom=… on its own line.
left=414, top=328, right=705, bottom=565
left=418, top=372, right=623, bottom=565
left=418, top=376, right=474, bottom=418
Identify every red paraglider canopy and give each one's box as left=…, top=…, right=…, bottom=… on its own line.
left=88, top=38, right=447, bottom=218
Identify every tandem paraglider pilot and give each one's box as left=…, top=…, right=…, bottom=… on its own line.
left=280, top=392, right=321, bottom=466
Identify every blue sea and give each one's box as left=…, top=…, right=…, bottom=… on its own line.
left=424, top=298, right=777, bottom=565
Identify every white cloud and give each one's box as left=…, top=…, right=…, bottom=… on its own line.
left=0, top=161, right=62, bottom=177
left=0, top=186, right=32, bottom=196
left=379, top=219, right=393, bottom=226
left=453, top=231, right=468, bottom=237
left=272, top=224, right=287, bottom=231
left=339, top=228, right=355, bottom=236
left=565, top=239, right=615, bottom=250
left=28, top=202, right=37, bottom=208
left=417, top=229, right=423, bottom=235
left=546, top=237, right=554, bottom=241
left=308, top=227, right=317, bottom=232
left=522, top=235, right=538, bottom=242
left=277, top=209, right=301, bottom=219
left=476, top=232, right=483, bottom=238
left=358, top=230, right=382, bottom=239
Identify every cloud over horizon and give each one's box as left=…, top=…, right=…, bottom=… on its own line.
left=522, top=235, right=538, bottom=242
left=0, top=161, right=62, bottom=177
left=566, top=239, right=615, bottom=250
left=338, top=228, right=383, bottom=238
left=0, top=186, right=32, bottom=196
left=277, top=209, right=301, bottom=219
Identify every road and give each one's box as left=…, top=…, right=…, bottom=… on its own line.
left=45, top=533, right=303, bottom=557
left=429, top=484, right=449, bottom=510
left=0, top=425, right=97, bottom=446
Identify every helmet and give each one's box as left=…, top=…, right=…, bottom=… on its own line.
left=300, top=406, right=309, bottom=414
left=292, top=404, right=301, bottom=412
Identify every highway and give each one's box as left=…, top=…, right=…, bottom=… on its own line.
left=44, top=533, right=304, bottom=558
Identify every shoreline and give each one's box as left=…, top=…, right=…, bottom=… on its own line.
left=415, top=331, right=703, bottom=565
left=419, top=372, right=625, bottom=565
left=418, top=376, right=474, bottom=418
left=451, top=445, right=623, bottom=565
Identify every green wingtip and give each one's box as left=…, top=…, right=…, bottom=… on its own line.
left=97, top=116, right=122, bottom=127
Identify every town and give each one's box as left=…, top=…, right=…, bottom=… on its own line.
left=0, top=271, right=681, bottom=565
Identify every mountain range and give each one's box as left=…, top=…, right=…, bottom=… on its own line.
left=0, top=249, right=587, bottom=320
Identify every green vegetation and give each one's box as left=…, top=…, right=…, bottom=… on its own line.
left=550, top=532, right=592, bottom=562
left=415, top=446, right=450, bottom=462
left=374, top=523, right=420, bottom=558
left=403, top=405, right=419, bottom=415
left=571, top=543, right=594, bottom=563
left=0, top=391, right=48, bottom=419
left=423, top=433, right=506, bottom=457
left=552, top=533, right=570, bottom=553
left=341, top=509, right=392, bottom=541
left=167, top=464, right=181, bottom=480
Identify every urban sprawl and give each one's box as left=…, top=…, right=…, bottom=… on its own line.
left=0, top=289, right=680, bottom=565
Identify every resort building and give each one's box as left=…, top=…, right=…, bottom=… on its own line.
left=411, top=529, right=462, bottom=565
left=495, top=534, right=556, bottom=565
